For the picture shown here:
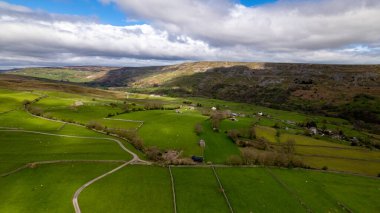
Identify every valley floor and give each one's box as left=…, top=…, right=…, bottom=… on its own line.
left=0, top=88, right=379, bottom=212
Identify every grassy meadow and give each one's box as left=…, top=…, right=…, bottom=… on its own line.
left=0, top=83, right=379, bottom=212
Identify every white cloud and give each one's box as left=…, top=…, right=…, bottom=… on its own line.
left=0, top=1, right=218, bottom=68
left=105, top=0, right=380, bottom=50
left=0, top=0, right=380, bottom=68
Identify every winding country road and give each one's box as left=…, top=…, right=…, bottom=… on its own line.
left=0, top=127, right=150, bottom=213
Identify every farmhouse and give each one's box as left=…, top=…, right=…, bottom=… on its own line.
left=211, top=106, right=217, bottom=111
left=309, top=127, right=318, bottom=135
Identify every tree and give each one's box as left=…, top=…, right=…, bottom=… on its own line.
left=227, top=129, right=240, bottom=142
left=210, top=111, right=225, bottom=130
left=86, top=121, right=105, bottom=131
left=283, top=139, right=295, bottom=154
left=249, top=126, right=256, bottom=139
left=145, top=147, right=162, bottom=161
left=194, top=123, right=203, bottom=135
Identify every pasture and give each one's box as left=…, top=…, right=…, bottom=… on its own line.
left=0, top=85, right=380, bottom=213
left=0, top=163, right=120, bottom=212
left=80, top=165, right=173, bottom=213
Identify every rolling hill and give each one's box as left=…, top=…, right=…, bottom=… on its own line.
left=6, top=62, right=380, bottom=128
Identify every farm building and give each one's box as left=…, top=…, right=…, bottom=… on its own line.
left=309, top=127, right=318, bottom=135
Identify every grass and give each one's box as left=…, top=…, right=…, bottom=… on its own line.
left=0, top=131, right=132, bottom=170
left=216, top=167, right=305, bottom=213
left=172, top=167, right=230, bottom=213
left=200, top=120, right=241, bottom=163
left=0, top=110, right=62, bottom=131
left=115, top=110, right=207, bottom=156
left=255, top=125, right=278, bottom=143
left=0, top=163, right=120, bottom=213
left=295, top=146, right=380, bottom=161
left=270, top=168, right=380, bottom=212
left=80, top=165, right=173, bottom=213
left=280, top=134, right=348, bottom=147
left=7, top=67, right=107, bottom=83
left=0, top=89, right=39, bottom=112
left=301, top=156, right=380, bottom=176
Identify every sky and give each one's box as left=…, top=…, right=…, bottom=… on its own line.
left=0, top=0, right=379, bottom=69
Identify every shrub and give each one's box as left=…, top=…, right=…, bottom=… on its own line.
left=322, top=166, right=328, bottom=170
left=249, top=127, right=256, bottom=139
left=226, top=155, right=243, bottom=165
left=28, top=106, right=44, bottom=116
left=241, top=148, right=258, bottom=164
left=282, top=139, right=295, bottom=154
left=145, top=147, right=162, bottom=161
left=144, top=102, right=163, bottom=110
left=227, top=129, right=240, bottom=142
left=86, top=121, right=105, bottom=131
left=22, top=99, right=32, bottom=106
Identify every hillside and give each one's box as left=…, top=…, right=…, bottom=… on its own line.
left=6, top=66, right=119, bottom=83
left=89, top=62, right=380, bottom=126
left=0, top=74, right=123, bottom=98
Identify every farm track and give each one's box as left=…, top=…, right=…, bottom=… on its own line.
left=72, top=161, right=134, bottom=213
left=168, top=166, right=177, bottom=213
left=211, top=166, right=234, bottom=213
left=265, top=168, right=313, bottom=212
left=0, top=160, right=127, bottom=178
left=23, top=98, right=152, bottom=212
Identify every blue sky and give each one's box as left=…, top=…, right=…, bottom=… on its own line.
left=4, top=0, right=277, bottom=25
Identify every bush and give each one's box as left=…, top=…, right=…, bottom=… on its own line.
left=145, top=147, right=162, bottom=161
left=227, top=129, right=240, bottom=142
left=282, top=139, right=295, bottom=154
left=249, top=127, right=256, bottom=139
left=22, top=99, right=32, bottom=106
left=86, top=121, right=105, bottom=131
left=28, top=106, right=44, bottom=116
left=239, top=148, right=307, bottom=168
left=144, top=102, right=163, bottom=110
left=322, top=166, right=328, bottom=170
left=241, top=148, right=258, bottom=164
left=226, top=155, right=243, bottom=165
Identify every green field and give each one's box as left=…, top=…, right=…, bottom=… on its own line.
left=0, top=83, right=380, bottom=212
left=115, top=110, right=207, bottom=157
left=172, top=167, right=230, bottom=213
left=0, top=163, right=120, bottom=212
left=216, top=167, right=305, bottom=212
left=7, top=68, right=108, bottom=83
left=80, top=165, right=173, bottom=213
